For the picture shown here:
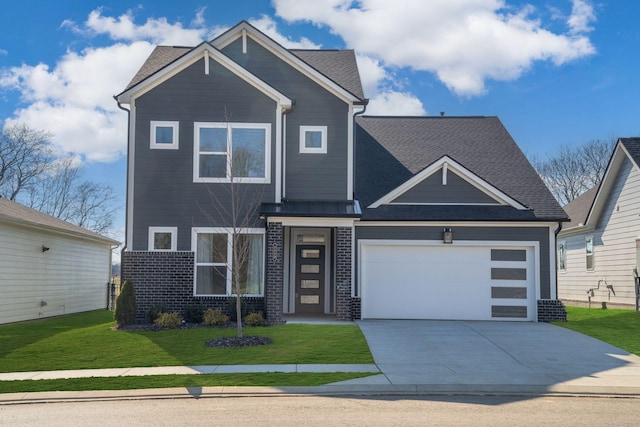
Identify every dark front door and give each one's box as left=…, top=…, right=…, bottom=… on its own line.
left=295, top=245, right=325, bottom=315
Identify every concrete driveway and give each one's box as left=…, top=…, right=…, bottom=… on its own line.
left=352, top=320, right=640, bottom=394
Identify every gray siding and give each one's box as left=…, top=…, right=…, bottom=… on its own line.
left=392, top=170, right=499, bottom=204
left=355, top=225, right=552, bottom=298
left=132, top=58, right=275, bottom=250
left=222, top=38, right=350, bottom=200
left=558, top=157, right=640, bottom=306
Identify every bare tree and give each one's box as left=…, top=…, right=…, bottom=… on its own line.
left=1, top=123, right=118, bottom=235
left=197, top=115, right=265, bottom=338
left=532, top=137, right=616, bottom=205
left=0, top=123, right=53, bottom=200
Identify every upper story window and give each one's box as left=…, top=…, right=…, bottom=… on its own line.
left=299, top=125, right=327, bottom=154
left=148, top=227, right=177, bottom=251
left=194, top=122, right=270, bottom=183
left=558, top=241, right=566, bottom=271
left=585, top=236, right=594, bottom=270
left=150, top=121, right=179, bottom=149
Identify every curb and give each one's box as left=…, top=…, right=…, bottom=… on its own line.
left=3, top=383, right=640, bottom=404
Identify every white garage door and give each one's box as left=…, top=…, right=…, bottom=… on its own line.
left=359, top=242, right=535, bottom=321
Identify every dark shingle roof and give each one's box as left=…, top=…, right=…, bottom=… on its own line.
left=122, top=46, right=365, bottom=101
left=562, top=186, right=598, bottom=229
left=355, top=116, right=567, bottom=221
left=620, top=138, right=640, bottom=167
left=260, top=200, right=361, bottom=218
left=0, top=198, right=119, bottom=244
left=290, top=49, right=365, bottom=100
left=124, top=46, right=191, bottom=91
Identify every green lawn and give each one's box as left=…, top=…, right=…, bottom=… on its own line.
left=0, top=310, right=373, bottom=373
left=0, top=310, right=375, bottom=393
left=553, top=306, right=640, bottom=356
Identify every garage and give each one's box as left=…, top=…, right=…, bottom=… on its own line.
left=359, top=241, right=535, bottom=321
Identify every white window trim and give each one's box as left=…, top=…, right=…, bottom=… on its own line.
left=148, top=227, right=177, bottom=251
left=299, top=125, right=327, bottom=154
left=150, top=121, right=179, bottom=150
left=193, top=122, right=271, bottom=184
left=585, top=235, right=595, bottom=271
left=192, top=227, right=265, bottom=296
left=558, top=240, right=567, bottom=272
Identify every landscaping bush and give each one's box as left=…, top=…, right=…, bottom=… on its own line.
left=244, top=312, right=265, bottom=327
left=146, top=303, right=166, bottom=323
left=114, top=280, right=137, bottom=327
left=154, top=312, right=183, bottom=329
left=226, top=296, right=248, bottom=322
left=184, top=304, right=206, bottom=323
left=203, top=308, right=229, bottom=326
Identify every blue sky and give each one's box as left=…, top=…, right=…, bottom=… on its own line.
left=1, top=0, right=639, bottom=242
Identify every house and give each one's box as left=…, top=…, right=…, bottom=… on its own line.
left=0, top=197, right=119, bottom=324
left=116, top=21, right=568, bottom=323
left=558, top=138, right=640, bottom=309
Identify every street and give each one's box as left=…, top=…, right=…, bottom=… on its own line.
left=1, top=394, right=638, bottom=426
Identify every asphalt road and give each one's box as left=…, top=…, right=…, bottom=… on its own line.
left=1, top=394, right=638, bottom=426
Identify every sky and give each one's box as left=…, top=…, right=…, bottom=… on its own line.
left=1, top=0, right=639, bottom=245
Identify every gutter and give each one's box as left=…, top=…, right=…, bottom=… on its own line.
left=114, top=96, right=131, bottom=255
left=554, top=221, right=563, bottom=300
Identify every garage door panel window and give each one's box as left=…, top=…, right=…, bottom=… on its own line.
left=492, top=305, right=527, bottom=318
left=491, top=267, right=527, bottom=280
left=491, top=286, right=527, bottom=299
left=491, top=249, right=526, bottom=262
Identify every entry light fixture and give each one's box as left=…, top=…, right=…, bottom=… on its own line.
left=443, top=228, right=453, bottom=244
left=42, top=245, right=50, bottom=252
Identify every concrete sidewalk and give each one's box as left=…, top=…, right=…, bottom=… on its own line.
left=0, top=364, right=379, bottom=381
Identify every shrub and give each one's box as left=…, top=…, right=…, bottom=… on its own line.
left=226, top=296, right=248, bottom=322
left=154, top=312, right=183, bottom=329
left=114, top=280, right=137, bottom=327
left=203, top=308, right=229, bottom=326
left=146, top=303, right=166, bottom=323
left=184, top=304, right=206, bottom=323
left=243, top=312, right=265, bottom=327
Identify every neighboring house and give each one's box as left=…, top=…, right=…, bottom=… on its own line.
left=558, top=138, right=640, bottom=309
left=0, top=197, right=119, bottom=324
left=116, top=21, right=568, bottom=323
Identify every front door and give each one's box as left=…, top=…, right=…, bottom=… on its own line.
left=295, top=245, right=325, bottom=315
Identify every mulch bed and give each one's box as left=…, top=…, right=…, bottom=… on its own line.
left=205, top=336, right=274, bottom=348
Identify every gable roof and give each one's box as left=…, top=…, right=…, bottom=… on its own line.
left=123, top=45, right=191, bottom=91
left=116, top=42, right=292, bottom=107
left=581, top=137, right=640, bottom=229
left=0, top=197, right=119, bottom=245
left=562, top=186, right=598, bottom=229
left=355, top=116, right=567, bottom=221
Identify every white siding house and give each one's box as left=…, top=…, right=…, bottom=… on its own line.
left=0, top=198, right=119, bottom=324
left=558, top=138, right=640, bottom=308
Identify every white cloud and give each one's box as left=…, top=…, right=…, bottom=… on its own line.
left=249, top=15, right=321, bottom=49
left=274, top=0, right=597, bottom=96
left=366, top=91, right=426, bottom=116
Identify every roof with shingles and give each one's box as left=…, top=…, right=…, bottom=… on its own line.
left=562, top=186, right=598, bottom=229
left=122, top=46, right=365, bottom=101
left=620, top=137, right=640, bottom=167
left=355, top=116, right=567, bottom=221
left=0, top=197, right=119, bottom=245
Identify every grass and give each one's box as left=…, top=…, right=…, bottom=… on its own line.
left=553, top=306, right=640, bottom=356
left=0, top=310, right=375, bottom=392
left=0, top=372, right=373, bottom=394
left=0, top=310, right=373, bottom=372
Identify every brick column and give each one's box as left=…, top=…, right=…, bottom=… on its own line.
left=537, top=299, right=567, bottom=322
left=336, top=226, right=353, bottom=321
left=265, top=222, right=284, bottom=323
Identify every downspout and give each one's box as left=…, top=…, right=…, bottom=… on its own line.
left=554, top=221, right=563, bottom=300
left=352, top=101, right=368, bottom=200
left=114, top=96, right=130, bottom=258
left=281, top=103, right=294, bottom=202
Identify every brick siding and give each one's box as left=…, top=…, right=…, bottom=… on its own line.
left=336, top=227, right=353, bottom=321
left=537, top=299, right=567, bottom=322
left=265, top=222, right=284, bottom=323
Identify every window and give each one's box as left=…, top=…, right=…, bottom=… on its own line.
left=194, top=122, right=270, bottom=183
left=148, top=227, right=177, bottom=251
left=150, top=121, right=179, bottom=149
left=299, top=126, right=327, bottom=153
left=585, top=236, right=594, bottom=270
left=193, top=228, right=264, bottom=296
left=558, top=241, right=566, bottom=271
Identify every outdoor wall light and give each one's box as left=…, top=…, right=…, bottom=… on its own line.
left=42, top=245, right=50, bottom=252
left=443, top=228, right=453, bottom=244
